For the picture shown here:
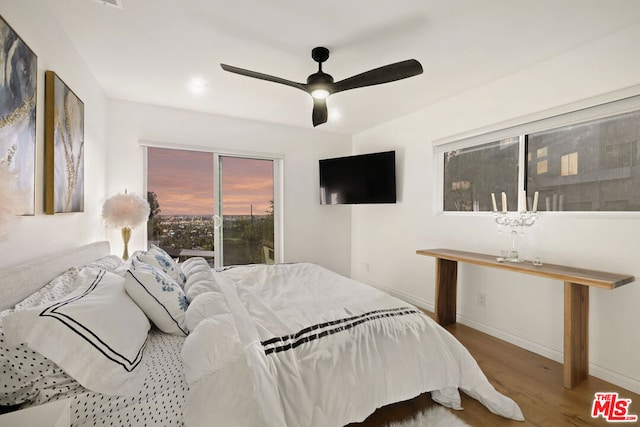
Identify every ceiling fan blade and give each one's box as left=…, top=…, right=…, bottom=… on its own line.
left=220, top=64, right=306, bottom=92
left=332, top=59, right=423, bottom=94
left=312, top=98, right=328, bottom=127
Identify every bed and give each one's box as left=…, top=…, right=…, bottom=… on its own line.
left=0, top=241, right=524, bottom=426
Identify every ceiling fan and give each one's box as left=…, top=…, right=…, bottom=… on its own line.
left=220, top=47, right=423, bottom=127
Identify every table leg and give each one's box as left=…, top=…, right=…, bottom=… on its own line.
left=435, top=258, right=458, bottom=326
left=564, top=281, right=589, bottom=389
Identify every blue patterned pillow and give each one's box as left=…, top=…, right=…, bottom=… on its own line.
left=138, top=245, right=187, bottom=288
left=125, top=257, right=189, bottom=336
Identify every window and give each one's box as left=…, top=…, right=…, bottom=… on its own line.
left=527, top=109, right=640, bottom=211
left=560, top=152, right=578, bottom=177
left=443, top=138, right=519, bottom=211
left=438, top=96, right=640, bottom=212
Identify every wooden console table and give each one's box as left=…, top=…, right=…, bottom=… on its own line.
left=416, top=248, right=634, bottom=389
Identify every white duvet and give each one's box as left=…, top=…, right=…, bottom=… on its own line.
left=181, top=263, right=524, bottom=426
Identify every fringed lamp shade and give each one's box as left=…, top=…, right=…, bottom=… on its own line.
left=0, top=164, right=24, bottom=241
left=102, top=191, right=150, bottom=260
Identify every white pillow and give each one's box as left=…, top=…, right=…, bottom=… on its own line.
left=110, top=250, right=145, bottom=277
left=1, top=269, right=85, bottom=405
left=14, top=267, right=79, bottom=311
left=1, top=268, right=151, bottom=397
left=180, top=256, right=221, bottom=300
left=184, top=292, right=230, bottom=333
left=138, top=245, right=186, bottom=287
left=180, top=256, right=211, bottom=278
left=125, top=257, right=190, bottom=336
left=0, top=309, right=82, bottom=406
left=83, top=255, right=124, bottom=272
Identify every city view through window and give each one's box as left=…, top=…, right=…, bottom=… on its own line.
left=146, top=148, right=274, bottom=266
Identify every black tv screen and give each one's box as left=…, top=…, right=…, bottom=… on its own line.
left=319, top=151, right=396, bottom=205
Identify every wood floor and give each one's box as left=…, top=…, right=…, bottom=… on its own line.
left=348, top=314, right=640, bottom=427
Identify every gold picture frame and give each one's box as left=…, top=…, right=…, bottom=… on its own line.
left=45, top=70, right=85, bottom=214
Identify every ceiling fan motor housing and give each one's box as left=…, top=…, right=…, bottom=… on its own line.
left=311, top=47, right=330, bottom=64
left=308, top=47, right=333, bottom=98
left=307, top=70, right=334, bottom=88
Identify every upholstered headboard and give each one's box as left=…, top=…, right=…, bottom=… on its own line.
left=0, top=241, right=111, bottom=311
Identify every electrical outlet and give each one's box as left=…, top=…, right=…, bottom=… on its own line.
left=477, top=292, right=487, bottom=308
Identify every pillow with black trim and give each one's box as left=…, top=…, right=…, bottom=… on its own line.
left=137, top=245, right=186, bottom=287
left=1, top=268, right=85, bottom=405
left=125, top=257, right=189, bottom=336
left=1, top=268, right=150, bottom=397
left=0, top=308, right=83, bottom=406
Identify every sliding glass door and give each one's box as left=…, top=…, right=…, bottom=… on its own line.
left=146, top=147, right=280, bottom=267
left=217, top=155, right=275, bottom=266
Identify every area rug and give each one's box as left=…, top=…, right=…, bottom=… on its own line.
left=386, top=405, right=471, bottom=427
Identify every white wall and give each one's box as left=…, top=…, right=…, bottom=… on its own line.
left=105, top=99, right=353, bottom=275
left=1, top=0, right=352, bottom=276
left=351, top=23, right=640, bottom=393
left=0, top=1, right=108, bottom=268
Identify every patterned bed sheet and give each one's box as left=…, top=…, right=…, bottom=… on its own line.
left=29, top=329, right=187, bottom=426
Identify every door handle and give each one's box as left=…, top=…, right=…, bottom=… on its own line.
left=213, top=215, right=222, bottom=229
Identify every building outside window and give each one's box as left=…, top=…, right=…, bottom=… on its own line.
left=526, top=109, right=640, bottom=211
left=443, top=138, right=519, bottom=212
left=440, top=99, right=640, bottom=213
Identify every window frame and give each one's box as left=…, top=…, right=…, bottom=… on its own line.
left=434, top=90, right=640, bottom=218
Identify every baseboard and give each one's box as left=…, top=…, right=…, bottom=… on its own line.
left=590, top=364, right=640, bottom=395
left=355, top=276, right=640, bottom=395
left=456, top=317, right=640, bottom=395
left=455, top=314, right=564, bottom=364
left=354, top=276, right=435, bottom=312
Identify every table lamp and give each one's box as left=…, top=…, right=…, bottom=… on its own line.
left=102, top=190, right=150, bottom=260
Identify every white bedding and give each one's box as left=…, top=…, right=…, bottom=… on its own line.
left=182, top=263, right=524, bottom=426
left=1, top=244, right=523, bottom=426
left=68, top=329, right=186, bottom=427
left=0, top=247, right=187, bottom=426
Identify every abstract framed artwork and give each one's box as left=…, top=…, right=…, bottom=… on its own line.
left=45, top=70, right=85, bottom=214
left=0, top=14, right=37, bottom=215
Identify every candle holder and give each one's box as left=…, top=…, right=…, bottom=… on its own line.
left=494, top=211, right=537, bottom=262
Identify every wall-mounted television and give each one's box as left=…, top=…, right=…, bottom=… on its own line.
left=319, top=151, right=396, bottom=205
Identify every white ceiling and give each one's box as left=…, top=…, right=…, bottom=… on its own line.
left=43, top=0, right=640, bottom=135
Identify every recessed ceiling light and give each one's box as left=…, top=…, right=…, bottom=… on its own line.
left=328, top=107, right=342, bottom=122
left=188, top=76, right=208, bottom=95
left=92, top=0, right=123, bottom=10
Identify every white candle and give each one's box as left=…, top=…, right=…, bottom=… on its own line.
left=533, top=191, right=539, bottom=212
left=501, top=192, right=507, bottom=213
left=491, top=193, right=497, bottom=212
left=521, top=190, right=527, bottom=212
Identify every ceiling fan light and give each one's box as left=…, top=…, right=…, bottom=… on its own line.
left=311, top=88, right=330, bottom=99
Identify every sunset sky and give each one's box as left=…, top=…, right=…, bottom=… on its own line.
left=147, top=148, right=273, bottom=216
